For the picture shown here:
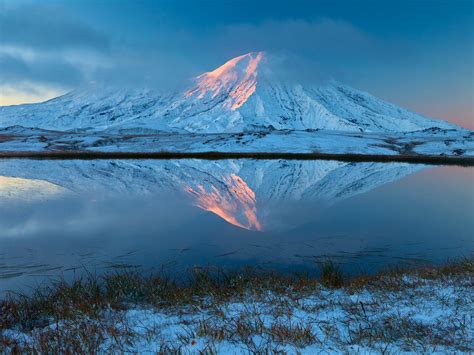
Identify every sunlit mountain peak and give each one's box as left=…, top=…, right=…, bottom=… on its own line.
left=185, top=51, right=265, bottom=110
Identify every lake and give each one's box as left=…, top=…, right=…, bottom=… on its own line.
left=0, top=159, right=473, bottom=295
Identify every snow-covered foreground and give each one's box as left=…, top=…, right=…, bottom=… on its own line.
left=140, top=289, right=470, bottom=352
left=0, top=126, right=473, bottom=158
left=1, top=262, right=473, bottom=353
left=116, top=279, right=473, bottom=353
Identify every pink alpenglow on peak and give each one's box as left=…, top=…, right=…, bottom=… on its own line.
left=185, top=52, right=265, bottom=110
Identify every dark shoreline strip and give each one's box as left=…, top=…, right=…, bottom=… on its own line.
left=0, top=151, right=473, bottom=166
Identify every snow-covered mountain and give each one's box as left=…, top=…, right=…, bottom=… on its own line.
left=0, top=52, right=457, bottom=133
left=0, top=159, right=424, bottom=231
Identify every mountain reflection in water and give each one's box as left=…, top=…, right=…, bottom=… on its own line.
left=0, top=159, right=423, bottom=231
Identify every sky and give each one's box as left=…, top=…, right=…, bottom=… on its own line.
left=0, top=0, right=473, bottom=128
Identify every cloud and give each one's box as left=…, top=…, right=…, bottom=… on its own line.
left=0, top=4, right=111, bottom=100
left=0, top=84, right=65, bottom=106
left=217, top=19, right=373, bottom=56
left=0, top=4, right=109, bottom=52
left=87, top=18, right=375, bottom=89
left=0, top=4, right=375, bottom=99
left=0, top=53, right=84, bottom=87
left=210, top=19, right=376, bottom=84
left=0, top=194, right=195, bottom=239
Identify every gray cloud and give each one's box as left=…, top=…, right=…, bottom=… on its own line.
left=0, top=4, right=110, bottom=95
left=0, top=4, right=109, bottom=52
left=0, top=6, right=376, bottom=95
left=0, top=53, right=84, bottom=87
left=215, top=19, right=373, bottom=57
left=88, top=18, right=375, bottom=89
left=208, top=19, right=376, bottom=84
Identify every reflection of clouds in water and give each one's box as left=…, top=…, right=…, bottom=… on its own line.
left=0, top=194, right=198, bottom=239
left=0, top=176, right=67, bottom=201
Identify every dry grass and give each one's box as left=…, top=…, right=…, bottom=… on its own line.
left=348, top=257, right=474, bottom=292
left=318, top=260, right=344, bottom=288
left=0, top=267, right=318, bottom=332
left=1, top=258, right=472, bottom=353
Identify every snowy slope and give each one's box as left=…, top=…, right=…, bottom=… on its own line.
left=0, top=52, right=458, bottom=133
left=1, top=126, right=472, bottom=157
left=0, top=88, right=175, bottom=132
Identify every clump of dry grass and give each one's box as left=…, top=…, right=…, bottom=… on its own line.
left=269, top=321, right=318, bottom=347
left=319, top=261, right=344, bottom=288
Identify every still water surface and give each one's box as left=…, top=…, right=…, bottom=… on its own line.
left=0, top=159, right=473, bottom=294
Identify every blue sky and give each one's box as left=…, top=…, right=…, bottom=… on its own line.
left=0, top=0, right=472, bottom=128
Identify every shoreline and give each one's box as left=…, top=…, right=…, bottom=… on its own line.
left=1, top=150, right=473, bottom=166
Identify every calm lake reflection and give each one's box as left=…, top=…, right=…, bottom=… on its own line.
left=0, top=159, right=473, bottom=294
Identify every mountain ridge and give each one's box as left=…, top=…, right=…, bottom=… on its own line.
left=0, top=52, right=459, bottom=133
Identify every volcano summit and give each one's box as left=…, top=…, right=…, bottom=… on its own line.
left=0, top=52, right=472, bottom=161
left=0, top=52, right=460, bottom=133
